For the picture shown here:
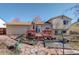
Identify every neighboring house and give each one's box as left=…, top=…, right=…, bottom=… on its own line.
left=6, top=19, right=33, bottom=35
left=6, top=17, right=44, bottom=35
left=46, top=15, right=72, bottom=35
left=67, top=19, right=79, bottom=35
left=0, top=18, right=6, bottom=35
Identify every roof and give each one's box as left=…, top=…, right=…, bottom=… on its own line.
left=7, top=22, right=32, bottom=26
left=0, top=18, right=6, bottom=28
left=44, top=21, right=52, bottom=24
left=67, top=21, right=79, bottom=33
left=32, top=21, right=44, bottom=25
left=6, top=18, right=32, bottom=26
left=70, top=21, right=79, bottom=27
left=47, top=15, right=72, bottom=22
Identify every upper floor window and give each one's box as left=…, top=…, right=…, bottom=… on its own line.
left=63, top=20, right=68, bottom=25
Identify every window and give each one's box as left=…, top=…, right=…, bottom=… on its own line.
left=63, top=20, right=68, bottom=25
left=62, top=30, right=66, bottom=33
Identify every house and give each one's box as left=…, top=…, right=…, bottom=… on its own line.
left=6, top=15, right=72, bottom=36
left=46, top=15, right=72, bottom=35
left=67, top=19, right=79, bottom=35
left=0, top=18, right=6, bottom=35
left=6, top=18, right=33, bottom=35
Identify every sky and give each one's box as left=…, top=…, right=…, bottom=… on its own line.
left=0, top=3, right=78, bottom=23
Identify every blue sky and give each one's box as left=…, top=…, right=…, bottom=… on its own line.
left=0, top=3, right=78, bottom=23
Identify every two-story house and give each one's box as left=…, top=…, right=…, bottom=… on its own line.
left=46, top=15, right=72, bottom=35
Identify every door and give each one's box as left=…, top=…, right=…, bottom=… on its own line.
left=36, top=26, right=41, bottom=33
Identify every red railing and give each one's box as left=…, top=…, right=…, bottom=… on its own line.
left=26, top=29, right=55, bottom=40
left=42, top=29, right=55, bottom=39
left=26, top=29, right=36, bottom=39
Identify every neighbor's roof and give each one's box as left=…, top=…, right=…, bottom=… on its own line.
left=47, top=15, right=72, bottom=22
left=69, top=21, right=79, bottom=29
left=71, top=21, right=79, bottom=26
left=6, top=18, right=32, bottom=26
left=67, top=22, right=79, bottom=33
left=32, top=21, right=44, bottom=25
left=0, top=18, right=6, bottom=28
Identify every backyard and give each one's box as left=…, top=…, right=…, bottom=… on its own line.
left=0, top=34, right=79, bottom=55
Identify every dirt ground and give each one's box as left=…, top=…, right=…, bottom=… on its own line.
left=0, top=35, right=79, bottom=55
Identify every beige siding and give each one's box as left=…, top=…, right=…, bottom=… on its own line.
left=7, top=25, right=33, bottom=35
left=42, top=24, right=52, bottom=30
left=49, top=16, right=71, bottom=30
